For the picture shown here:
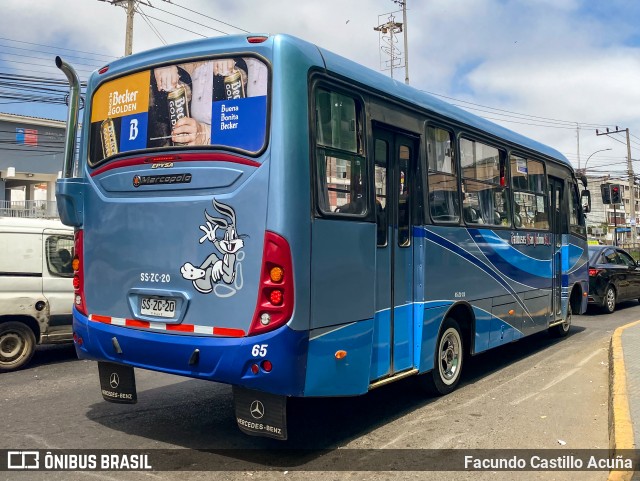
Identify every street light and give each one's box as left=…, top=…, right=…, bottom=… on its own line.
left=582, top=148, right=612, bottom=244
left=583, top=148, right=613, bottom=172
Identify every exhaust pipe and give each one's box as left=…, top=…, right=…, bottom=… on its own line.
left=55, top=56, right=80, bottom=179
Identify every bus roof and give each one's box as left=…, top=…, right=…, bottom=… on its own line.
left=87, top=33, right=571, bottom=170
left=315, top=44, right=571, bottom=168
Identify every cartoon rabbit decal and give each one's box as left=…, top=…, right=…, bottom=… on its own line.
left=180, top=199, right=246, bottom=297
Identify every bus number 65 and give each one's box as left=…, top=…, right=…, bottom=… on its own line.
left=251, top=344, right=268, bottom=357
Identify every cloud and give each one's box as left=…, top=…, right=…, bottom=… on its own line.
left=1, top=0, right=638, bottom=169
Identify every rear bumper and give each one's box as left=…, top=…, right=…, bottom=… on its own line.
left=72, top=307, right=308, bottom=396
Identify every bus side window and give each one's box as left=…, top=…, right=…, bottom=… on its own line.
left=569, top=181, right=586, bottom=236
left=315, top=88, right=366, bottom=216
left=375, top=139, right=388, bottom=246
left=398, top=145, right=411, bottom=247
left=511, top=156, right=549, bottom=230
left=427, top=126, right=459, bottom=223
left=460, top=138, right=510, bottom=226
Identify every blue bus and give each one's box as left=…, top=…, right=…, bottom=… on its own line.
left=56, top=34, right=591, bottom=440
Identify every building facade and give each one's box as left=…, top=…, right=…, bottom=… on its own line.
left=586, top=174, right=640, bottom=246
left=0, top=113, right=65, bottom=217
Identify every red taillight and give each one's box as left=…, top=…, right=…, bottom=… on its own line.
left=249, top=231, right=294, bottom=336
left=73, top=229, right=87, bottom=315
left=269, top=289, right=283, bottom=306
left=98, top=65, right=109, bottom=74
left=247, top=36, right=269, bottom=44
left=146, top=154, right=179, bottom=163
left=589, top=268, right=602, bottom=277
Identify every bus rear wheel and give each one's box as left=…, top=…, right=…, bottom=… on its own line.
left=0, top=321, right=36, bottom=372
left=549, top=304, right=572, bottom=338
left=422, top=317, right=464, bottom=395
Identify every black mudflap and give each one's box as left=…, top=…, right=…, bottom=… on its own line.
left=233, top=386, right=287, bottom=440
left=98, top=362, right=137, bottom=404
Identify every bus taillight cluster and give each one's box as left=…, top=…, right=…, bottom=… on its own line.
left=249, top=232, right=294, bottom=336
left=72, top=229, right=87, bottom=316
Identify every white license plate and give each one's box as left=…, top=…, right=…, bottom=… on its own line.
left=140, top=297, right=176, bottom=318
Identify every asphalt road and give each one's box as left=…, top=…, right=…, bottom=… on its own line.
left=2, top=302, right=639, bottom=481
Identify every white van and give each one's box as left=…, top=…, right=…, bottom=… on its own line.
left=0, top=218, right=75, bottom=371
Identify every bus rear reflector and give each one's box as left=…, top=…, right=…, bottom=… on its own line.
left=260, top=360, right=272, bottom=372
left=249, top=231, right=294, bottom=336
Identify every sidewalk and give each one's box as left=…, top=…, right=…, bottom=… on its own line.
left=608, top=320, right=640, bottom=481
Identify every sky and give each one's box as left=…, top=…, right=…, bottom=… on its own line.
left=1, top=0, right=639, bottom=177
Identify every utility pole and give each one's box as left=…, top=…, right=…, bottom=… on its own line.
left=394, top=0, right=409, bottom=85
left=374, top=15, right=403, bottom=80
left=576, top=123, right=581, bottom=170
left=596, top=127, right=636, bottom=249
left=124, top=0, right=135, bottom=56
left=626, top=128, right=635, bottom=249
left=375, top=0, right=409, bottom=83
left=100, top=0, right=137, bottom=56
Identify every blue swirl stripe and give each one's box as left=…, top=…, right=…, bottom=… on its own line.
left=418, top=228, right=531, bottom=315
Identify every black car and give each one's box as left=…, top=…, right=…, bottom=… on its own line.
left=588, top=245, right=640, bottom=313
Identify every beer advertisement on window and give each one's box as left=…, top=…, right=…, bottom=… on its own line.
left=88, top=57, right=269, bottom=165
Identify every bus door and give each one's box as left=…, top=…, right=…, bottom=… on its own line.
left=549, top=177, right=565, bottom=321
left=370, top=127, right=418, bottom=380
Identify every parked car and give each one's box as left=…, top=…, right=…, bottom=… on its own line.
left=588, top=245, right=640, bottom=313
left=0, top=218, right=75, bottom=371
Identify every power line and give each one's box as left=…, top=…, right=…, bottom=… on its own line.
left=144, top=3, right=230, bottom=35
left=160, top=0, right=250, bottom=33
left=0, top=43, right=112, bottom=66
left=0, top=51, right=104, bottom=71
left=0, top=37, right=115, bottom=62
left=139, top=12, right=207, bottom=38
left=135, top=5, right=168, bottom=45
left=0, top=72, right=87, bottom=107
left=421, top=89, right=613, bottom=129
left=1, top=59, right=96, bottom=75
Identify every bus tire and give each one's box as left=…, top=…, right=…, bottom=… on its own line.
left=549, top=304, right=572, bottom=338
left=0, top=321, right=36, bottom=372
left=422, top=317, right=464, bottom=395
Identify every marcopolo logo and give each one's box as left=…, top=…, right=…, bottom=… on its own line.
left=133, top=174, right=192, bottom=188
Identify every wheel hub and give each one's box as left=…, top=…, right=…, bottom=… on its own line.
left=0, top=333, right=23, bottom=360
left=440, top=334, right=459, bottom=380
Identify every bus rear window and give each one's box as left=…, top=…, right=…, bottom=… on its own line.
left=88, top=56, right=269, bottom=166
